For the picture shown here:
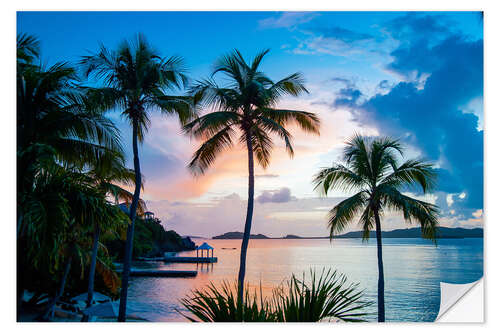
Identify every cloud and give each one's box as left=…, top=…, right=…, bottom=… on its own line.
left=258, top=12, right=318, bottom=29
left=314, top=26, right=373, bottom=43
left=255, top=174, right=279, bottom=178
left=288, top=22, right=395, bottom=58
left=339, top=14, right=483, bottom=215
left=257, top=187, right=295, bottom=204
left=145, top=192, right=482, bottom=238
left=330, top=77, right=354, bottom=86
left=333, top=87, right=363, bottom=109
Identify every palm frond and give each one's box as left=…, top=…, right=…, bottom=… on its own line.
left=327, top=191, right=368, bottom=238
left=378, top=185, right=440, bottom=240
left=248, top=128, right=273, bottom=169
left=358, top=205, right=375, bottom=241
left=183, top=111, right=241, bottom=139
left=179, top=280, right=275, bottom=322
left=268, top=72, right=309, bottom=100
left=17, top=33, right=40, bottom=64
left=343, top=134, right=374, bottom=182
left=369, top=136, right=404, bottom=180
left=256, top=116, right=294, bottom=157
left=312, top=164, right=366, bottom=195
left=188, top=126, right=235, bottom=175
left=272, top=269, right=373, bottom=322
left=250, top=49, right=270, bottom=72
left=258, top=108, right=320, bottom=135
left=380, top=159, right=437, bottom=193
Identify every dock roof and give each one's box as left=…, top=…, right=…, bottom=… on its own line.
left=197, top=242, right=213, bottom=250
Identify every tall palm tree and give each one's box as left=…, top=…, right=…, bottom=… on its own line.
left=184, top=49, right=320, bottom=304
left=312, top=135, right=439, bottom=322
left=80, top=34, right=196, bottom=321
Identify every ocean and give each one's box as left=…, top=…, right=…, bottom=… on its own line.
left=126, top=237, right=483, bottom=322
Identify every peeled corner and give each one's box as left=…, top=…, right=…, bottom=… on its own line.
left=435, top=278, right=484, bottom=322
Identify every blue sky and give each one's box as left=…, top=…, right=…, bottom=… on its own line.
left=17, top=11, right=484, bottom=237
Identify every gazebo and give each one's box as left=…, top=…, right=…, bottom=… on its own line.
left=144, top=211, right=155, bottom=220
left=196, top=242, right=214, bottom=258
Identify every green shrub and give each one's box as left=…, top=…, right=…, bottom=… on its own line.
left=179, top=269, right=373, bottom=322
left=271, top=269, right=373, bottom=322
left=180, top=280, right=275, bottom=322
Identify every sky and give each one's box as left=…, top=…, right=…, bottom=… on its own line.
left=17, top=11, right=484, bottom=237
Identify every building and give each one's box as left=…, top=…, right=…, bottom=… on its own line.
left=144, top=211, right=155, bottom=220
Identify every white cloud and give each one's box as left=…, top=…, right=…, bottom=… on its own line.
left=472, top=209, right=483, bottom=218
left=258, top=12, right=318, bottom=29
left=446, top=194, right=455, bottom=207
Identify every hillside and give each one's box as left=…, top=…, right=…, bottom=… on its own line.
left=105, top=218, right=196, bottom=259
left=212, top=231, right=270, bottom=239
left=212, top=227, right=483, bottom=240
left=334, top=227, right=483, bottom=239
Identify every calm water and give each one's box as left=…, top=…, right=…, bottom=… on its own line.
left=127, top=238, right=483, bottom=322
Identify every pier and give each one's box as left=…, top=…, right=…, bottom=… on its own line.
left=163, top=256, right=218, bottom=263
left=163, top=242, right=218, bottom=263
left=129, top=269, right=197, bottom=277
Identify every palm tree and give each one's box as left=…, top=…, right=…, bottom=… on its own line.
left=80, top=34, right=196, bottom=321
left=81, top=152, right=145, bottom=321
left=312, top=135, right=439, bottom=322
left=184, top=49, right=320, bottom=304
left=23, top=165, right=127, bottom=320
left=17, top=34, right=124, bottom=316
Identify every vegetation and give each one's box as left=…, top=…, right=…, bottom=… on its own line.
left=17, top=33, right=131, bottom=320
left=184, top=49, right=320, bottom=302
left=179, top=269, right=372, bottom=322
left=105, top=217, right=195, bottom=260
left=80, top=33, right=196, bottom=321
left=312, top=135, right=439, bottom=322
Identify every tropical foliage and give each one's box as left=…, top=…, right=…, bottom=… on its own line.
left=312, top=135, right=439, bottom=321
left=105, top=217, right=193, bottom=260
left=184, top=49, right=320, bottom=301
left=179, top=269, right=372, bottom=322
left=17, top=33, right=132, bottom=320
left=80, top=33, right=196, bottom=321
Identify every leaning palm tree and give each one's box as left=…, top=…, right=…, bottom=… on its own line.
left=312, top=135, right=439, bottom=322
left=80, top=33, right=196, bottom=321
left=184, top=49, right=320, bottom=304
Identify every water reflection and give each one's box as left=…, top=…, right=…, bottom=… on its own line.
left=127, top=238, right=483, bottom=322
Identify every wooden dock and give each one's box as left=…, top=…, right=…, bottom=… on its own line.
left=163, top=256, right=218, bottom=263
left=129, top=269, right=197, bottom=277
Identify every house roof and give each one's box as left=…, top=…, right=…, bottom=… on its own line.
left=197, top=242, right=213, bottom=250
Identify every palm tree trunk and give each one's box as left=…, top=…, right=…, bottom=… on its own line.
left=118, top=117, right=142, bottom=322
left=82, top=224, right=100, bottom=322
left=237, top=131, right=255, bottom=307
left=41, top=255, right=72, bottom=320
left=374, top=209, right=385, bottom=322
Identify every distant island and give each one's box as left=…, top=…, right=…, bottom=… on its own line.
left=212, top=231, right=270, bottom=239
left=283, top=234, right=302, bottom=239
left=212, top=227, right=483, bottom=240
left=333, top=226, right=483, bottom=239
